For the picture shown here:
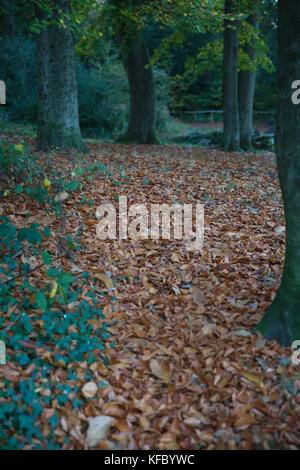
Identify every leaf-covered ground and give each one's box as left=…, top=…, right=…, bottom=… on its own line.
left=1, top=140, right=300, bottom=450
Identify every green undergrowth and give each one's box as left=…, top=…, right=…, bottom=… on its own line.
left=0, top=140, right=123, bottom=449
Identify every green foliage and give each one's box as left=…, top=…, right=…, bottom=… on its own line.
left=0, top=35, right=37, bottom=122
left=0, top=140, right=42, bottom=194
left=153, top=66, right=171, bottom=131
left=0, top=33, right=173, bottom=140
left=0, top=210, right=112, bottom=449
left=77, top=56, right=129, bottom=138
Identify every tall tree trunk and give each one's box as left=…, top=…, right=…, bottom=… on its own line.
left=122, top=36, right=157, bottom=144
left=2, top=0, right=15, bottom=37
left=109, top=0, right=157, bottom=144
left=223, top=0, right=240, bottom=152
left=255, top=0, right=300, bottom=346
left=36, top=0, right=86, bottom=152
left=238, top=5, right=259, bottom=150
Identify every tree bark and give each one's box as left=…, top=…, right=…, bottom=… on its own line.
left=238, top=6, right=259, bottom=150
left=36, top=0, right=86, bottom=152
left=255, top=0, right=300, bottom=346
left=223, top=0, right=240, bottom=152
left=109, top=0, right=158, bottom=144
left=122, top=36, right=157, bottom=144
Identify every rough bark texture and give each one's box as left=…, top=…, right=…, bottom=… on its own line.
left=36, top=0, right=86, bottom=152
left=110, top=0, right=157, bottom=144
left=223, top=0, right=240, bottom=152
left=255, top=0, right=300, bottom=346
left=238, top=8, right=259, bottom=150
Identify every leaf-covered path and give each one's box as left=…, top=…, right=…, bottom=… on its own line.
left=1, top=142, right=300, bottom=450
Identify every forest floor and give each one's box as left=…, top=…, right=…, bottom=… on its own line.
left=1, top=139, right=300, bottom=450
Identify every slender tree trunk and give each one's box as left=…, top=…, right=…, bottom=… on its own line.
left=36, top=0, right=86, bottom=152
left=238, top=6, right=259, bottom=150
left=2, top=0, right=15, bottom=37
left=223, top=0, right=240, bottom=152
left=255, top=0, right=300, bottom=346
left=109, top=0, right=158, bottom=144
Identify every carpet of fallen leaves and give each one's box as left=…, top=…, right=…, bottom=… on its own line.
left=2, top=140, right=300, bottom=450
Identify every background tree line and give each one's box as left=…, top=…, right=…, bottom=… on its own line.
left=0, top=0, right=276, bottom=150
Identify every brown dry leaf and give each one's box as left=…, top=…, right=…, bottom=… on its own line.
left=114, top=418, right=130, bottom=432
left=202, top=324, right=214, bottom=337
left=86, top=416, right=114, bottom=447
left=102, top=403, right=126, bottom=418
left=159, top=433, right=180, bottom=450
left=94, top=272, right=114, bottom=289
left=192, top=287, right=205, bottom=305
left=275, top=225, right=285, bottom=234
left=234, top=415, right=256, bottom=427
left=54, top=191, right=69, bottom=202
left=42, top=408, right=56, bottom=421
left=81, top=381, right=98, bottom=399
left=36, top=215, right=56, bottom=225
left=149, top=359, right=172, bottom=383
left=239, top=370, right=266, bottom=395
left=0, top=365, right=20, bottom=382
left=133, top=326, right=147, bottom=338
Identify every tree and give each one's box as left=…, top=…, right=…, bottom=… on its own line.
left=238, top=0, right=259, bottom=150
left=109, top=0, right=158, bottom=144
left=223, top=0, right=240, bottom=152
left=255, top=0, right=300, bottom=346
left=35, top=0, right=86, bottom=152
left=107, top=0, right=227, bottom=144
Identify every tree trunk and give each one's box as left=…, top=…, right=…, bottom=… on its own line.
left=2, top=0, right=15, bottom=37
left=36, top=0, right=86, bottom=152
left=223, top=0, right=240, bottom=152
left=109, top=0, right=157, bottom=144
left=238, top=6, right=259, bottom=150
left=255, top=0, right=300, bottom=346
left=122, top=36, right=157, bottom=144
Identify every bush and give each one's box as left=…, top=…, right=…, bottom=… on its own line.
left=153, top=66, right=171, bottom=132
left=0, top=140, right=42, bottom=192
left=77, top=57, right=129, bottom=139
left=0, top=34, right=172, bottom=140
left=77, top=61, right=172, bottom=139
left=0, top=35, right=38, bottom=123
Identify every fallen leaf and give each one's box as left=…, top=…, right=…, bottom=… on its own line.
left=192, top=288, right=205, bottom=305
left=149, top=359, right=172, bottom=383
left=94, top=272, right=114, bottom=289
left=275, top=225, right=285, bottom=234
left=36, top=215, right=56, bottom=225
left=82, top=381, right=98, bottom=399
left=86, top=416, right=114, bottom=447
left=55, top=191, right=69, bottom=202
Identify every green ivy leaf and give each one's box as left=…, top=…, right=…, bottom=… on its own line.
left=18, top=228, right=42, bottom=245
left=17, top=353, right=30, bottom=366
left=14, top=185, right=23, bottom=194
left=44, top=227, right=51, bottom=238
left=41, top=251, right=52, bottom=266
left=57, top=272, right=75, bottom=287
left=46, top=268, right=61, bottom=278
left=35, top=291, right=47, bottom=310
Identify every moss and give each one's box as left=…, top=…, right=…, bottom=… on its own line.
left=255, top=288, right=300, bottom=346
left=256, top=246, right=300, bottom=346
left=36, top=122, right=87, bottom=153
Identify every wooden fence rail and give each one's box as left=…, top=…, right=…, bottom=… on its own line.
left=174, top=110, right=275, bottom=123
